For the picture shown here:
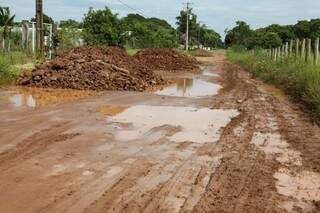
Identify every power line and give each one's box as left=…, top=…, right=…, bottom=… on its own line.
left=115, top=0, right=146, bottom=17
left=183, top=2, right=193, bottom=50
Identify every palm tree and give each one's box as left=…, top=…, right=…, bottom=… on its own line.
left=0, top=7, right=15, bottom=50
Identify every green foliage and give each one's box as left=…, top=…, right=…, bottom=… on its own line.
left=176, top=9, right=222, bottom=48
left=226, top=19, right=320, bottom=49
left=252, top=32, right=282, bottom=49
left=227, top=50, right=320, bottom=121
left=58, top=27, right=83, bottom=49
left=83, top=7, right=123, bottom=46
left=30, top=13, right=54, bottom=24
left=121, top=14, right=178, bottom=48
left=0, top=6, right=15, bottom=50
left=0, top=55, right=20, bottom=84
left=225, top=21, right=254, bottom=48
left=59, top=19, right=82, bottom=28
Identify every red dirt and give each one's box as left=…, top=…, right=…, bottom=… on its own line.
left=18, top=47, right=165, bottom=91
left=133, top=48, right=200, bottom=72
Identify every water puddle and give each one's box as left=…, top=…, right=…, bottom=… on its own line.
left=108, top=105, right=239, bottom=143
left=201, top=70, right=219, bottom=77
left=3, top=87, right=96, bottom=108
left=155, top=78, right=221, bottom=98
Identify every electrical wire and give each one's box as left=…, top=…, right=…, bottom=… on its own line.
left=115, top=0, right=146, bottom=17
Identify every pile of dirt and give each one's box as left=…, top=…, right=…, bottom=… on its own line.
left=190, top=49, right=213, bottom=57
left=133, top=48, right=199, bottom=72
left=18, top=47, right=165, bottom=91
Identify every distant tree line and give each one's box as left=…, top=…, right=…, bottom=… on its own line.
left=225, top=19, right=320, bottom=49
left=81, top=7, right=222, bottom=49
left=1, top=5, right=222, bottom=50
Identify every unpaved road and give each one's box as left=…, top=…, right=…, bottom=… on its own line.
left=0, top=52, right=319, bottom=213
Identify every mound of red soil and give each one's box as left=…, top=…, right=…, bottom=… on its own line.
left=19, top=47, right=164, bottom=91
left=133, top=48, right=199, bottom=72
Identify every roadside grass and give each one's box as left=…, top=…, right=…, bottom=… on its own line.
left=126, top=48, right=140, bottom=56
left=0, top=51, right=36, bottom=85
left=227, top=49, right=320, bottom=121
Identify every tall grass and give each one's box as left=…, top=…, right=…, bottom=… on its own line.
left=0, top=51, right=36, bottom=85
left=227, top=49, right=320, bottom=121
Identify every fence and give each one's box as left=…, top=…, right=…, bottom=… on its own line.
left=265, top=37, right=320, bottom=64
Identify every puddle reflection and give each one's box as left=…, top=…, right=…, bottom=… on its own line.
left=156, top=78, right=221, bottom=98
left=4, top=87, right=96, bottom=108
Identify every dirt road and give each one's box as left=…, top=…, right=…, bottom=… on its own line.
left=0, top=52, right=319, bottom=213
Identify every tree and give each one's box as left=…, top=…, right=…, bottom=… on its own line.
left=254, top=32, right=282, bottom=49
left=176, top=9, right=199, bottom=46
left=59, top=19, right=82, bottom=28
left=121, top=13, right=178, bottom=48
left=31, top=13, right=54, bottom=24
left=82, top=7, right=123, bottom=46
left=257, top=24, right=295, bottom=42
left=199, top=25, right=222, bottom=48
left=0, top=6, right=15, bottom=50
left=225, top=21, right=254, bottom=48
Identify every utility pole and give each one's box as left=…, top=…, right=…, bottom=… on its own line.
left=184, top=2, right=192, bottom=51
left=36, top=0, right=44, bottom=56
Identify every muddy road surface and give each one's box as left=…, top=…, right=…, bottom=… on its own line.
left=0, top=52, right=319, bottom=213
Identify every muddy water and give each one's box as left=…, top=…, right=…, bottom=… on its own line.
left=155, top=70, right=221, bottom=97
left=1, top=87, right=96, bottom=109
left=108, top=105, right=239, bottom=143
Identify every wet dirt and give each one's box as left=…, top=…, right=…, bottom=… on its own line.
left=0, top=52, right=319, bottom=213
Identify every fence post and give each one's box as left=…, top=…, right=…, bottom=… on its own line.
left=314, top=37, right=319, bottom=65
left=306, top=38, right=312, bottom=62
left=274, top=48, right=277, bottom=61
left=295, top=38, right=300, bottom=57
left=278, top=47, right=281, bottom=59
left=285, top=42, right=289, bottom=57
left=301, top=38, right=306, bottom=60
left=289, top=40, right=293, bottom=56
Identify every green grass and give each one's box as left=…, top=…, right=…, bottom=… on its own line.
left=126, top=48, right=140, bottom=56
left=0, top=51, right=36, bottom=85
left=227, top=49, right=320, bottom=121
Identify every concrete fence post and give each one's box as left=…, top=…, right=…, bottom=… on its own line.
left=289, top=40, right=293, bottom=56
left=306, top=38, right=312, bottom=62
left=295, top=39, right=300, bottom=57
left=314, top=37, right=319, bottom=65
left=274, top=48, right=278, bottom=61
left=285, top=42, right=289, bottom=57
left=301, top=38, right=306, bottom=60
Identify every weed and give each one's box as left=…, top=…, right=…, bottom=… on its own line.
left=227, top=49, right=320, bottom=121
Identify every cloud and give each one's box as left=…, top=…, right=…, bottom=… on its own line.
left=2, top=0, right=320, bottom=37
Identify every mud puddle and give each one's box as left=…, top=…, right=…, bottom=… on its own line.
left=107, top=105, right=239, bottom=143
left=1, top=87, right=96, bottom=109
left=155, top=77, right=221, bottom=98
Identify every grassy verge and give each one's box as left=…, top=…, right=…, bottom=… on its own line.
left=0, top=51, right=36, bottom=85
left=126, top=48, right=140, bottom=56
left=227, top=49, right=320, bottom=121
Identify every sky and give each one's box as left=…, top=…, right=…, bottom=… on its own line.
left=2, top=0, right=320, bottom=37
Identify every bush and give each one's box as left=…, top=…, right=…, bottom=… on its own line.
left=227, top=50, right=320, bottom=121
